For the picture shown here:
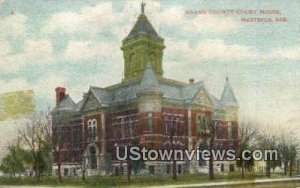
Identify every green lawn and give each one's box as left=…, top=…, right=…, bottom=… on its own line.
left=0, top=173, right=292, bottom=187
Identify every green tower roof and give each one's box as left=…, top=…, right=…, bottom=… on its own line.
left=126, top=13, right=161, bottom=40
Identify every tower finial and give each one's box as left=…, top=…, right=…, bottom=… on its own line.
left=141, top=1, right=146, bottom=13
left=226, top=76, right=229, bottom=82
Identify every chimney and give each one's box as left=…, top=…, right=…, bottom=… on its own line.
left=55, top=87, right=66, bottom=105
left=188, top=78, right=195, bottom=84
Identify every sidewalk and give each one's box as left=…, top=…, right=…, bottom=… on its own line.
left=148, top=177, right=300, bottom=188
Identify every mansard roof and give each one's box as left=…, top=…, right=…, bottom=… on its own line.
left=125, top=13, right=162, bottom=40
left=220, top=77, right=239, bottom=107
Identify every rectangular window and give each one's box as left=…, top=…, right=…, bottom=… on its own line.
left=88, top=127, right=92, bottom=141
left=148, top=112, right=153, bottom=132
left=166, top=165, right=170, bottom=174
left=196, top=115, right=206, bottom=133
left=129, top=118, right=133, bottom=137
left=64, top=168, right=69, bottom=176
left=121, top=118, right=125, bottom=138
left=217, top=123, right=223, bottom=139
left=149, top=165, right=155, bottom=175
left=228, top=122, right=232, bottom=139
left=229, top=164, right=235, bottom=172
left=178, top=165, right=182, bottom=174
left=92, top=126, right=96, bottom=140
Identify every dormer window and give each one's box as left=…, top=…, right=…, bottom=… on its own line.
left=88, top=119, right=97, bottom=141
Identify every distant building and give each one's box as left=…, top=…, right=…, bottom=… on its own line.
left=51, top=5, right=239, bottom=176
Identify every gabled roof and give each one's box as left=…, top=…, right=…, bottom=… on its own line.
left=126, top=14, right=161, bottom=40
left=90, top=86, right=111, bottom=106
left=220, top=77, right=238, bottom=107
left=52, top=94, right=76, bottom=112
left=182, top=81, right=204, bottom=102
left=74, top=97, right=85, bottom=112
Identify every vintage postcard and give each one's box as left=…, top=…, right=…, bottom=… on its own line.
left=0, top=0, right=299, bottom=187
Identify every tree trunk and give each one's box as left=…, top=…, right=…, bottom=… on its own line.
left=82, top=168, right=85, bottom=182
left=58, top=162, right=62, bottom=183
left=241, top=160, right=245, bottom=179
left=284, top=162, right=288, bottom=175
left=209, top=157, right=214, bottom=180
left=127, top=159, right=131, bottom=182
left=289, top=162, right=293, bottom=177
left=172, top=158, right=177, bottom=181
left=266, top=161, right=271, bottom=178
left=56, top=150, right=62, bottom=183
left=171, top=129, right=177, bottom=181
left=209, top=129, right=214, bottom=180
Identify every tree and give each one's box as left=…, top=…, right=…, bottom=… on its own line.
left=18, top=112, right=52, bottom=181
left=236, top=121, right=259, bottom=178
left=0, top=139, right=28, bottom=177
left=256, top=134, right=278, bottom=178
left=208, top=118, right=215, bottom=180
left=278, top=132, right=299, bottom=176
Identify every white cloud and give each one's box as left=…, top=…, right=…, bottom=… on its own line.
left=23, top=39, right=53, bottom=61
left=0, top=78, right=31, bottom=93
left=0, top=13, right=27, bottom=38
left=265, top=46, right=300, bottom=60
left=42, top=2, right=118, bottom=36
left=165, top=39, right=256, bottom=63
left=0, top=40, right=11, bottom=56
left=0, top=39, right=53, bottom=72
left=63, top=40, right=120, bottom=61
left=159, top=8, right=239, bottom=34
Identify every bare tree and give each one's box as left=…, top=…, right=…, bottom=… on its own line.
left=278, top=132, right=299, bottom=176
left=237, top=121, right=259, bottom=179
left=256, top=133, right=277, bottom=178
left=18, top=111, right=52, bottom=181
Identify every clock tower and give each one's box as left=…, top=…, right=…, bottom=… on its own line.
left=121, top=3, right=165, bottom=80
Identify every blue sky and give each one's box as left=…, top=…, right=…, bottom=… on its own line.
left=0, top=0, right=299, bottom=128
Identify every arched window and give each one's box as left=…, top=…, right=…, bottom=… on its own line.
left=88, top=146, right=97, bottom=169
left=88, top=119, right=97, bottom=141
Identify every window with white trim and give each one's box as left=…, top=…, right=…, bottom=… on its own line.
left=88, top=119, right=97, bottom=141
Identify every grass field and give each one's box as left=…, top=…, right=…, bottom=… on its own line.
left=0, top=173, right=294, bottom=187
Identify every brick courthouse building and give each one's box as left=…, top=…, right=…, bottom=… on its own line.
left=51, top=6, right=239, bottom=176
